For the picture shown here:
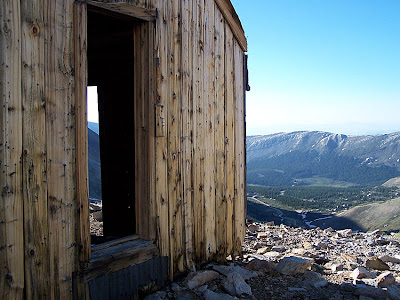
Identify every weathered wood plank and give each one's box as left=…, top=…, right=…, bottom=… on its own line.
left=74, top=1, right=90, bottom=264
left=0, top=1, right=24, bottom=298
left=233, top=40, right=245, bottom=255
left=224, top=23, right=235, bottom=256
left=147, top=20, right=157, bottom=241
left=203, top=0, right=216, bottom=260
left=214, top=0, right=247, bottom=51
left=180, top=0, right=194, bottom=271
left=21, top=1, right=50, bottom=297
left=167, top=0, right=184, bottom=273
left=192, top=0, right=205, bottom=262
left=154, top=0, right=170, bottom=269
left=134, top=23, right=147, bottom=238
left=74, top=3, right=90, bottom=298
left=83, top=239, right=159, bottom=282
left=84, top=1, right=156, bottom=21
left=45, top=1, right=76, bottom=298
left=91, top=235, right=139, bottom=253
left=214, top=5, right=227, bottom=262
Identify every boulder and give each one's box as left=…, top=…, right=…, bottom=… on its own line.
left=175, top=291, right=197, bottom=300
left=212, top=264, right=257, bottom=280
left=315, top=241, right=329, bottom=249
left=350, top=267, right=376, bottom=280
left=340, top=253, right=358, bottom=264
left=203, top=289, right=237, bottom=300
left=353, top=284, right=388, bottom=299
left=247, top=224, right=259, bottom=233
left=184, top=270, right=219, bottom=290
left=302, top=271, right=328, bottom=288
left=257, top=232, right=268, bottom=239
left=366, top=257, right=390, bottom=271
left=275, top=256, right=313, bottom=276
left=380, top=255, right=400, bottom=264
left=387, top=285, right=400, bottom=300
left=330, top=263, right=343, bottom=273
left=144, top=291, right=167, bottom=300
left=221, top=272, right=252, bottom=297
left=171, top=283, right=185, bottom=292
left=271, top=245, right=286, bottom=252
left=263, top=251, right=281, bottom=258
left=291, top=248, right=307, bottom=256
left=256, top=247, right=270, bottom=254
left=376, top=238, right=390, bottom=245
left=337, top=229, right=353, bottom=237
left=376, top=271, right=396, bottom=288
left=302, top=242, right=313, bottom=249
left=245, top=259, right=274, bottom=275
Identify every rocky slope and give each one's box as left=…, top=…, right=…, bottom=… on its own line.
left=316, top=197, right=400, bottom=233
left=384, top=177, right=400, bottom=188
left=145, top=222, right=400, bottom=300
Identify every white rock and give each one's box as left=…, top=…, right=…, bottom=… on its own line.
left=330, top=263, right=343, bottom=273
left=291, top=248, right=307, bottom=255
left=350, top=267, right=376, bottom=280
left=263, top=251, right=281, bottom=258
left=256, top=247, right=270, bottom=254
left=337, top=229, right=353, bottom=237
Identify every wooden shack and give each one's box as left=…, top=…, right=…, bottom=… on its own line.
left=0, top=0, right=248, bottom=298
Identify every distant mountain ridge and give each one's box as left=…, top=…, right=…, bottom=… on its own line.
left=88, top=122, right=99, bottom=135
left=247, top=131, right=400, bottom=187
left=88, top=127, right=101, bottom=200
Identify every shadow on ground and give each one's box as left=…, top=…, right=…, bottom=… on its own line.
left=247, top=199, right=364, bottom=231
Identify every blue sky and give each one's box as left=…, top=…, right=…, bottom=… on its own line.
left=231, top=0, right=400, bottom=136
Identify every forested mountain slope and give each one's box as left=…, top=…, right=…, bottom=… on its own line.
left=247, top=131, right=400, bottom=187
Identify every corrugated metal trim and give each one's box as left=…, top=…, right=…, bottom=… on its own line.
left=88, top=256, right=168, bottom=300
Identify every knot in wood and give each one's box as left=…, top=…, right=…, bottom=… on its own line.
left=31, top=25, right=40, bottom=36
left=5, top=273, right=13, bottom=284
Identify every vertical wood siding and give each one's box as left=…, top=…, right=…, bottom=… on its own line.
left=0, top=1, right=24, bottom=298
left=0, top=0, right=246, bottom=297
left=150, top=0, right=246, bottom=271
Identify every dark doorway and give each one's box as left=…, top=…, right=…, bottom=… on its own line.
left=87, top=7, right=137, bottom=242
